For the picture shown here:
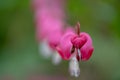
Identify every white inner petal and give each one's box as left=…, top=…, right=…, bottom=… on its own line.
left=52, top=52, right=62, bottom=65
left=77, top=49, right=81, bottom=60
left=69, top=54, right=80, bottom=77
left=39, top=41, right=53, bottom=59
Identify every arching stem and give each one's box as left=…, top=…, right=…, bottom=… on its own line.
left=75, top=22, right=80, bottom=35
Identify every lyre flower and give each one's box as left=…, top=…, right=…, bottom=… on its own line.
left=56, top=22, right=94, bottom=77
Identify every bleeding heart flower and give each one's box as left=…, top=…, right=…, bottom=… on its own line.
left=56, top=22, right=94, bottom=77
left=56, top=22, right=94, bottom=61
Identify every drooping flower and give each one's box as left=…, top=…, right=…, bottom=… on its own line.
left=56, top=23, right=94, bottom=77
left=56, top=23, right=94, bottom=61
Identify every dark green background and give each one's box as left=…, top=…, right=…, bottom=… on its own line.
left=0, top=0, right=120, bottom=80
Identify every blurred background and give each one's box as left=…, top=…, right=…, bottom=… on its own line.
left=0, top=0, right=120, bottom=80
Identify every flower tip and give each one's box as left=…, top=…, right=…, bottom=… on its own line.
left=69, top=56, right=80, bottom=77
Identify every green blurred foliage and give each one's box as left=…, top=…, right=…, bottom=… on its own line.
left=0, top=0, right=120, bottom=80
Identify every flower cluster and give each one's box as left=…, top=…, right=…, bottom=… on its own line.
left=33, top=0, right=94, bottom=77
